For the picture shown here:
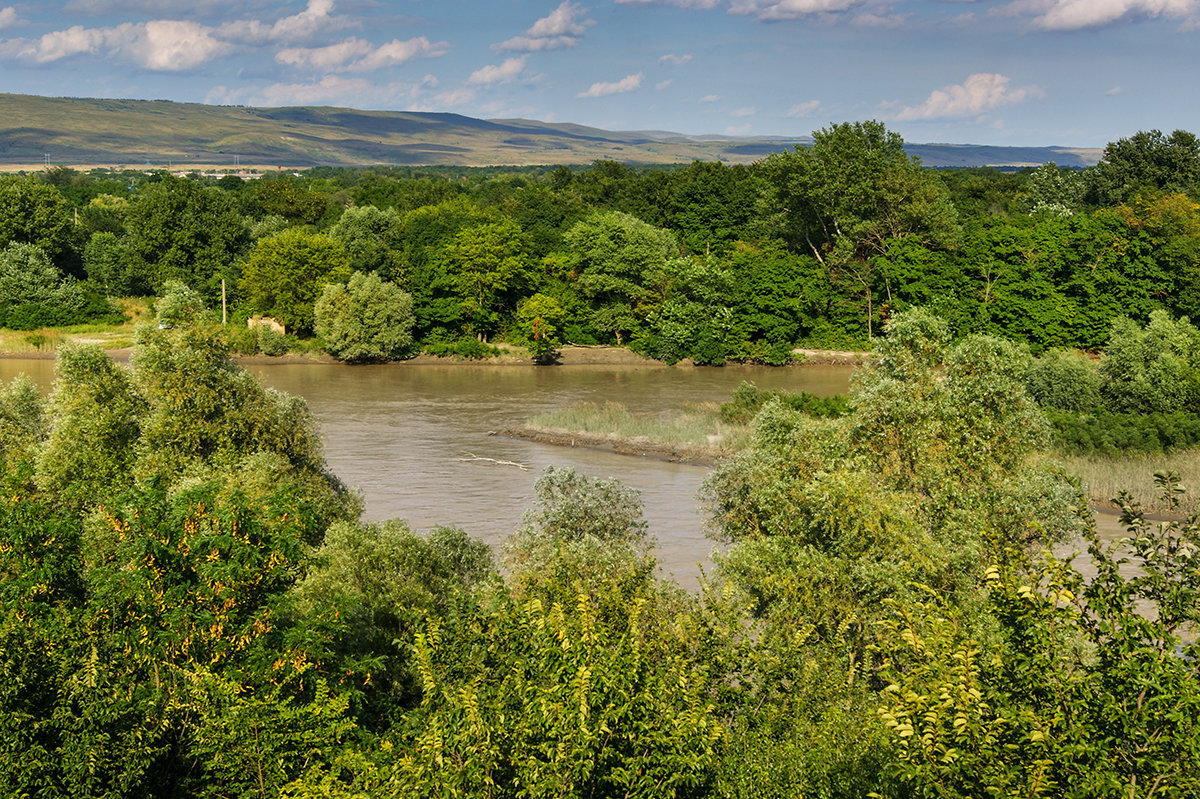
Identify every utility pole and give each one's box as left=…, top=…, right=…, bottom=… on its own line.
left=221, top=279, right=227, bottom=325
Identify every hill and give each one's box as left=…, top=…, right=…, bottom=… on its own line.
left=0, top=93, right=1102, bottom=169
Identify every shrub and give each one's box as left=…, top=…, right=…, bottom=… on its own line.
left=315, top=271, right=415, bottom=363
left=1025, top=348, right=1102, bottom=410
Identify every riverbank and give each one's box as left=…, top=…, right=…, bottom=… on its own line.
left=0, top=337, right=873, bottom=368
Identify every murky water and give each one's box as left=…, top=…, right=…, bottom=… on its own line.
left=0, top=358, right=850, bottom=586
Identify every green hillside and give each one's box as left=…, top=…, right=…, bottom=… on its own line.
left=0, top=93, right=1102, bottom=168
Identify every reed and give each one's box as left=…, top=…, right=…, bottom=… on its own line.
left=527, top=401, right=754, bottom=454
left=1058, top=449, right=1200, bottom=516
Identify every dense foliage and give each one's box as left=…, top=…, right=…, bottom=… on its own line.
left=1, top=306, right=1199, bottom=796
left=4, top=122, right=1200, bottom=363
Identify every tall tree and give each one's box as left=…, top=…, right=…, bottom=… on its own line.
left=760, top=121, right=960, bottom=338
left=1088, top=128, right=1200, bottom=205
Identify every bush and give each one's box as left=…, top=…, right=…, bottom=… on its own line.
left=315, top=271, right=415, bottom=363
left=421, top=337, right=503, bottom=360
left=1025, top=348, right=1102, bottom=411
left=719, top=381, right=850, bottom=424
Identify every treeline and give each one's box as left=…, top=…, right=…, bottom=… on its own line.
left=3, top=301, right=1198, bottom=796
left=2, top=123, right=1200, bottom=361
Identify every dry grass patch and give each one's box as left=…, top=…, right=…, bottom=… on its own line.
left=1060, top=449, right=1200, bottom=516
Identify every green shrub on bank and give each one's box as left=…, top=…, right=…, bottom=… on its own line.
left=421, top=336, right=503, bottom=360
left=719, top=380, right=850, bottom=424
left=1044, top=408, right=1200, bottom=454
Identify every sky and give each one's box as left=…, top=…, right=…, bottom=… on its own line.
left=0, top=0, right=1197, bottom=147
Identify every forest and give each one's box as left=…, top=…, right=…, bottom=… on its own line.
left=1, top=122, right=1200, bottom=797
left=2, top=122, right=1199, bottom=364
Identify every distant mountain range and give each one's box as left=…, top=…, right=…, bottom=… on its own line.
left=0, top=93, right=1103, bottom=170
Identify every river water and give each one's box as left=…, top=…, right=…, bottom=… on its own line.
left=0, top=357, right=1136, bottom=589
left=0, top=358, right=851, bottom=586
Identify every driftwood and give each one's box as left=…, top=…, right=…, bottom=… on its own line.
left=456, top=452, right=530, bottom=471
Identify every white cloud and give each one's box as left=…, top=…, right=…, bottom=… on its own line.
left=700, top=93, right=721, bottom=102
left=999, top=0, right=1198, bottom=29
left=0, top=7, right=17, bottom=29
left=33, top=25, right=110, bottom=62
left=1107, top=85, right=1122, bottom=95
left=729, top=0, right=865, bottom=20
left=468, top=56, right=528, bottom=85
left=894, top=72, right=1043, bottom=120
left=132, top=20, right=231, bottom=69
left=577, top=72, right=643, bottom=98
left=656, top=79, right=673, bottom=89
left=30, top=20, right=229, bottom=69
left=219, top=0, right=348, bottom=45
left=278, top=36, right=448, bottom=72
left=658, top=52, right=693, bottom=65
left=732, top=106, right=756, bottom=117
left=616, top=0, right=720, bottom=7
left=494, top=1, right=594, bottom=51
left=786, top=99, right=821, bottom=116
left=1037, top=0, right=1196, bottom=29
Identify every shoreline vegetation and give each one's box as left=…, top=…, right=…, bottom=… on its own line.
left=512, top=393, right=1200, bottom=517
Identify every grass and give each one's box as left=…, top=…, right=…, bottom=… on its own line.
left=0, top=297, right=148, bottom=353
left=527, top=401, right=754, bottom=455
left=1058, top=449, right=1200, bottom=517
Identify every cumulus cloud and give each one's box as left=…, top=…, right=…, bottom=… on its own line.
left=277, top=36, right=447, bottom=72
left=468, top=56, right=528, bottom=85
left=0, top=7, right=17, bottom=29
left=577, top=72, right=643, bottom=98
left=786, top=99, right=821, bottom=116
left=658, top=52, right=693, bottom=65
left=700, top=93, right=721, bottom=102
left=729, top=0, right=865, bottom=20
left=29, top=20, right=230, bottom=69
left=656, top=79, right=673, bottom=89
left=732, top=106, right=756, bottom=117
left=894, top=72, right=1042, bottom=120
left=219, top=0, right=348, bottom=44
left=494, top=1, right=593, bottom=52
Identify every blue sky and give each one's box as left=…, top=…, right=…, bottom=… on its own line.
left=0, top=0, right=1196, bottom=147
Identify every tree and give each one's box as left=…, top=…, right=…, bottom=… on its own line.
left=0, top=243, right=88, bottom=328
left=515, top=292, right=566, bottom=360
left=0, top=176, right=78, bottom=274
left=314, top=271, right=415, bottom=363
left=564, top=210, right=681, bottom=345
left=1088, top=128, right=1200, bottom=205
left=436, top=218, right=529, bottom=340
left=760, top=121, right=960, bottom=338
left=124, top=175, right=247, bottom=295
left=328, top=205, right=404, bottom=275
left=1025, top=162, right=1085, bottom=215
left=241, top=228, right=351, bottom=334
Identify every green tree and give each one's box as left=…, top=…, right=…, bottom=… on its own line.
left=124, top=175, right=247, bottom=295
left=241, top=228, right=351, bottom=334
left=436, top=218, right=529, bottom=340
left=760, top=121, right=961, bottom=338
left=1088, top=128, right=1200, bottom=205
left=328, top=205, right=404, bottom=275
left=314, top=271, right=415, bottom=363
left=515, top=292, right=566, bottom=360
left=0, top=176, right=78, bottom=274
left=564, top=210, right=681, bottom=345
left=0, top=243, right=88, bottom=328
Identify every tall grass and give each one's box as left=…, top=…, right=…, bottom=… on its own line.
left=527, top=401, right=754, bottom=454
left=1059, top=449, right=1200, bottom=516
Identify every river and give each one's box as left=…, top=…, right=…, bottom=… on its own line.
left=0, top=356, right=1136, bottom=588
left=0, top=358, right=852, bottom=586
